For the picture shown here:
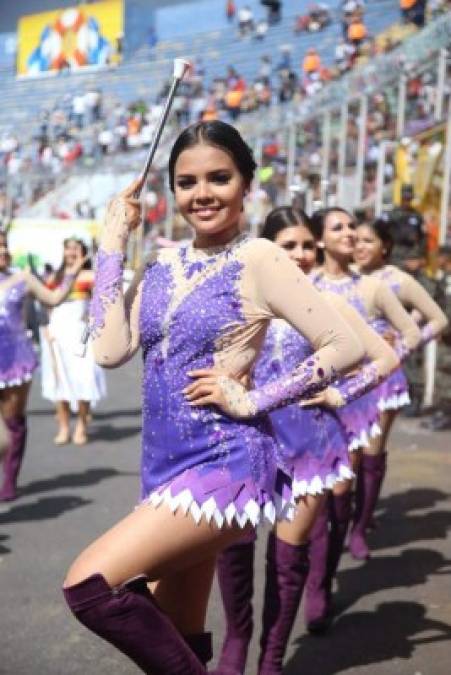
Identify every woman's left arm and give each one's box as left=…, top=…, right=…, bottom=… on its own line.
left=398, top=272, right=448, bottom=344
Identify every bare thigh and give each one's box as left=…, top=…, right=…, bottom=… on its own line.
left=364, top=410, right=398, bottom=456
left=276, top=493, right=325, bottom=545
left=333, top=449, right=361, bottom=496
left=153, top=556, right=217, bottom=634
left=64, top=502, right=249, bottom=589
left=0, top=382, right=31, bottom=420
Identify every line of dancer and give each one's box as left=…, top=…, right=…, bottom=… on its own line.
left=0, top=231, right=87, bottom=502
left=59, top=120, right=448, bottom=674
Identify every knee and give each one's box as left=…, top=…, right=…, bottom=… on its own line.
left=332, top=479, right=353, bottom=497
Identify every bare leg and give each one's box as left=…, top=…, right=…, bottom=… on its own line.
left=63, top=503, right=249, bottom=673
left=276, top=493, right=325, bottom=544
left=153, top=556, right=216, bottom=634
left=73, top=401, right=90, bottom=445
left=65, top=502, right=247, bottom=589
left=0, top=382, right=31, bottom=420
left=55, top=401, right=71, bottom=445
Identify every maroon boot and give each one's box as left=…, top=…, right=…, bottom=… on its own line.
left=215, top=539, right=255, bottom=674
left=258, top=533, right=309, bottom=675
left=0, top=416, right=27, bottom=502
left=349, top=453, right=387, bottom=560
left=304, top=500, right=330, bottom=633
left=63, top=574, right=206, bottom=674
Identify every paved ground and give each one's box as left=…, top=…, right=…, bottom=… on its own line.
left=1, top=359, right=450, bottom=675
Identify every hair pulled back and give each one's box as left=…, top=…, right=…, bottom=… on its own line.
left=168, top=121, right=257, bottom=191
left=360, top=219, right=394, bottom=260
left=310, top=206, right=353, bottom=240
left=261, top=206, right=313, bottom=241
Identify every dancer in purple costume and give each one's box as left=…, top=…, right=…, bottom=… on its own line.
left=355, top=220, right=447, bottom=414
left=62, top=122, right=364, bottom=675
left=0, top=231, right=85, bottom=501
left=215, top=207, right=399, bottom=674
left=352, top=218, right=448, bottom=533
left=308, top=207, right=423, bottom=576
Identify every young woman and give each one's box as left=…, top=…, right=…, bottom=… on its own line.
left=62, top=122, right=365, bottom=675
left=354, top=218, right=448, bottom=518
left=0, top=231, right=85, bottom=501
left=40, top=238, right=106, bottom=445
left=309, top=207, right=423, bottom=566
left=215, top=206, right=399, bottom=674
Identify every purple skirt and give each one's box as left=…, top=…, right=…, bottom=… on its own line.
left=0, top=333, right=38, bottom=389
left=375, top=366, right=410, bottom=411
left=336, top=389, right=381, bottom=452
left=268, top=403, right=353, bottom=498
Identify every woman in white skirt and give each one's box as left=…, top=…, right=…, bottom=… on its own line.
left=41, top=238, right=106, bottom=445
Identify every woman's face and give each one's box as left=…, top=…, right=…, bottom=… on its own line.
left=321, top=210, right=356, bottom=259
left=174, top=143, right=246, bottom=241
left=63, top=239, right=82, bottom=266
left=274, top=224, right=317, bottom=274
left=0, top=235, right=10, bottom=272
left=354, top=224, right=385, bottom=270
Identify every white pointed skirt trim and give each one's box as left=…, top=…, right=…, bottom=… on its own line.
left=142, top=488, right=296, bottom=529
left=291, top=462, right=354, bottom=498
left=377, top=391, right=411, bottom=411
left=348, top=421, right=382, bottom=452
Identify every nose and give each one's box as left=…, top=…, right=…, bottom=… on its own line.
left=194, top=180, right=214, bottom=204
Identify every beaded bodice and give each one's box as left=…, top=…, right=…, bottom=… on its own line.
left=0, top=275, right=27, bottom=339
left=253, top=319, right=311, bottom=388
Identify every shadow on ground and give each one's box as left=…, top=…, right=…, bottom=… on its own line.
left=0, top=533, right=11, bottom=555
left=28, top=408, right=142, bottom=419
left=0, top=495, right=91, bottom=526
left=87, top=424, right=141, bottom=442
left=369, top=488, right=451, bottom=551
left=21, top=468, right=137, bottom=498
left=286, top=601, right=451, bottom=674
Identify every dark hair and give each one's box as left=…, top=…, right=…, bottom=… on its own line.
left=310, top=206, right=353, bottom=240
left=357, top=219, right=394, bottom=260
left=54, top=237, right=90, bottom=283
left=168, top=121, right=257, bottom=191
left=261, top=206, right=313, bottom=241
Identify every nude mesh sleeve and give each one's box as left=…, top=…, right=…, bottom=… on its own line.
left=397, top=271, right=448, bottom=344
left=374, top=280, right=422, bottom=360
left=25, top=271, right=77, bottom=306
left=244, top=241, right=365, bottom=414
left=89, top=249, right=144, bottom=367
left=329, top=295, right=400, bottom=404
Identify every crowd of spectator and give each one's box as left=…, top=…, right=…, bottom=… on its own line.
left=0, top=0, right=449, bottom=226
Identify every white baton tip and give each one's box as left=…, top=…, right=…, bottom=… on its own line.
left=173, top=58, right=190, bottom=80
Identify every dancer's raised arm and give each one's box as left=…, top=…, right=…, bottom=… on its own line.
left=88, top=178, right=145, bottom=367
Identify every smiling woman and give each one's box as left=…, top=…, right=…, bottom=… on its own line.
left=61, top=121, right=365, bottom=675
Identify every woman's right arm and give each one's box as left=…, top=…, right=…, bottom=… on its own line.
left=88, top=179, right=144, bottom=368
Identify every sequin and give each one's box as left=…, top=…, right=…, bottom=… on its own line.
left=0, top=276, right=38, bottom=388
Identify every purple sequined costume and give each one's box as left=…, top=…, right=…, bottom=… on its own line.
left=311, top=271, right=381, bottom=451
left=0, top=275, right=38, bottom=389
left=140, top=247, right=296, bottom=527
left=370, top=268, right=410, bottom=411
left=253, top=320, right=352, bottom=497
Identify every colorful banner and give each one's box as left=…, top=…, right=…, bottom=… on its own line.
left=8, top=218, right=100, bottom=269
left=17, top=0, right=123, bottom=77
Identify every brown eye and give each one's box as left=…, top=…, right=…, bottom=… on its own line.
left=303, top=242, right=315, bottom=251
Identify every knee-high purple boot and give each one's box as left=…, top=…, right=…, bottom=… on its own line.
left=63, top=574, right=206, bottom=674
left=258, top=533, right=309, bottom=675
left=0, top=416, right=27, bottom=502
left=304, top=500, right=330, bottom=633
left=304, top=492, right=352, bottom=633
left=349, top=453, right=387, bottom=561
left=215, top=538, right=255, bottom=675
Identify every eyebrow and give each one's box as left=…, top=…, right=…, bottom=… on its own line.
left=175, top=168, right=232, bottom=178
